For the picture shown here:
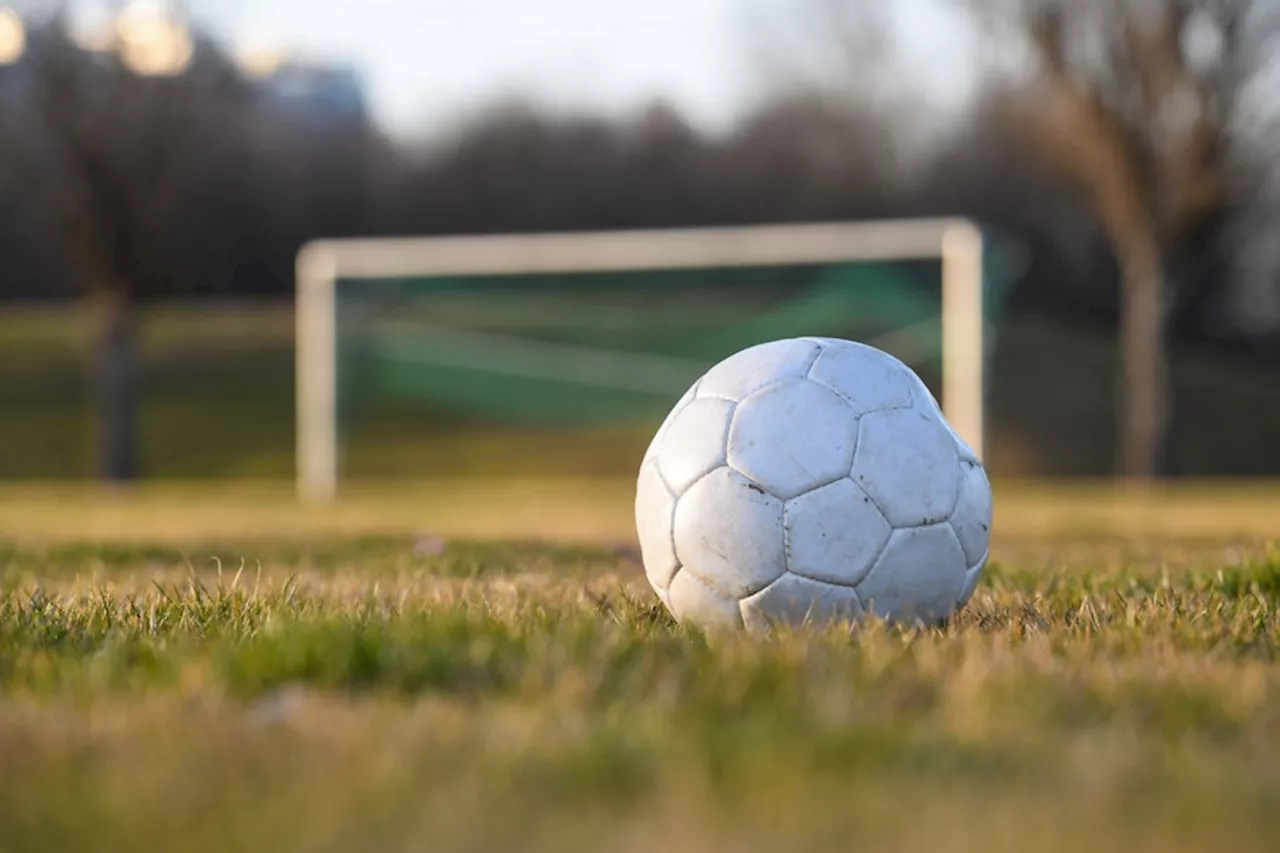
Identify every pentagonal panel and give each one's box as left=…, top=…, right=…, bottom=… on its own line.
left=634, top=460, right=679, bottom=591
left=806, top=341, right=915, bottom=415
left=667, top=567, right=743, bottom=630
left=856, top=524, right=967, bottom=625
left=851, top=408, right=961, bottom=528
left=656, top=397, right=735, bottom=495
left=784, top=478, right=891, bottom=587
left=727, top=380, right=858, bottom=501
left=908, top=375, right=980, bottom=465
left=957, top=559, right=987, bottom=608
left=643, top=381, right=700, bottom=466
left=673, top=466, right=786, bottom=599
left=740, top=572, right=864, bottom=633
left=949, top=459, right=993, bottom=567
left=696, top=339, right=820, bottom=402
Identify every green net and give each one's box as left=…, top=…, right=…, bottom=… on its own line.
left=331, top=247, right=1015, bottom=477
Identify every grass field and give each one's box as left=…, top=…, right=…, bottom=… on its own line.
left=3, top=302, right=1279, bottom=850
left=2, top=481, right=1279, bottom=853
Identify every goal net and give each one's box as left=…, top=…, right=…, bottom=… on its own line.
left=296, top=220, right=1006, bottom=502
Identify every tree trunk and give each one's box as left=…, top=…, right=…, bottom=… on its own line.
left=91, top=288, right=140, bottom=483
left=1116, top=236, right=1170, bottom=481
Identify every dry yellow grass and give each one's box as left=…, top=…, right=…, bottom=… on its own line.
left=0, top=477, right=1276, bottom=545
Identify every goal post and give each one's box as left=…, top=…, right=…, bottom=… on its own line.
left=296, top=219, right=988, bottom=503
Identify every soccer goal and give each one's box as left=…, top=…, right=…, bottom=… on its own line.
left=296, top=219, right=993, bottom=503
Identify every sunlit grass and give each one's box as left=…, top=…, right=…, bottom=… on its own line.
left=1, top=534, right=1279, bottom=852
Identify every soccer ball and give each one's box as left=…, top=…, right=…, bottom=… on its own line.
left=634, top=336, right=992, bottom=631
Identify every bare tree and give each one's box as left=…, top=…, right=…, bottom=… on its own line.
left=965, top=0, right=1270, bottom=479
left=1221, top=5, right=1280, bottom=340
left=9, top=18, right=249, bottom=481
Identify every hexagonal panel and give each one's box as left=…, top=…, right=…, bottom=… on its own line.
left=806, top=341, right=915, bottom=416
left=696, top=339, right=820, bottom=402
left=642, top=381, right=700, bottom=466
left=908, top=374, right=980, bottom=465
left=740, top=572, right=864, bottom=633
left=667, top=567, right=743, bottom=630
left=949, top=460, right=993, bottom=567
left=851, top=408, right=961, bottom=528
left=784, top=478, right=891, bottom=587
left=673, top=466, right=786, bottom=599
left=856, top=524, right=967, bottom=625
left=634, top=460, right=679, bottom=591
left=727, top=379, right=858, bottom=501
left=656, top=397, right=735, bottom=495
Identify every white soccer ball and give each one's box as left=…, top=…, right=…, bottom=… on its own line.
left=634, top=336, right=992, bottom=632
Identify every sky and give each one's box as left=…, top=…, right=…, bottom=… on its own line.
left=66, top=0, right=980, bottom=139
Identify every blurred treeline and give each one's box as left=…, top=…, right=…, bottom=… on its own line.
left=4, top=17, right=1273, bottom=348
left=0, top=7, right=1278, bottom=480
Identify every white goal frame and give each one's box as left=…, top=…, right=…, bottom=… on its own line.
left=296, top=219, right=987, bottom=503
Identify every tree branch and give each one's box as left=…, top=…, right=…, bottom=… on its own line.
left=1028, top=6, right=1070, bottom=77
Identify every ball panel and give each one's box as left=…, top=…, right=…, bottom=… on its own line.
left=856, top=524, right=967, bottom=624
left=668, top=567, right=744, bottom=630
left=673, top=466, right=786, bottom=599
left=656, top=397, right=735, bottom=495
left=727, top=379, right=858, bottom=501
left=784, top=478, right=890, bottom=587
left=642, top=381, right=700, bottom=466
left=949, top=459, right=993, bottom=567
left=696, top=338, right=820, bottom=402
left=740, top=572, right=864, bottom=633
left=957, top=553, right=988, bottom=607
left=634, top=461, right=679, bottom=592
left=805, top=341, right=915, bottom=415
left=851, top=408, right=961, bottom=528
left=908, top=374, right=980, bottom=465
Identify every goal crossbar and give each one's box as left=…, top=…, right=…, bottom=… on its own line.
left=296, top=219, right=986, bottom=503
